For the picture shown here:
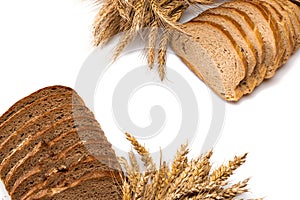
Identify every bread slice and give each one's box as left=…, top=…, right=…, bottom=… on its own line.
left=205, top=6, right=264, bottom=70
left=193, top=12, right=257, bottom=77
left=0, top=86, right=77, bottom=126
left=10, top=140, right=119, bottom=200
left=25, top=171, right=122, bottom=200
left=221, top=0, right=277, bottom=84
left=171, top=21, right=246, bottom=101
left=0, top=92, right=84, bottom=145
left=0, top=104, right=93, bottom=169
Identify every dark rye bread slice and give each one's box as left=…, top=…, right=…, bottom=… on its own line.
left=10, top=141, right=119, bottom=200
left=4, top=126, right=105, bottom=191
left=221, top=0, right=277, bottom=85
left=0, top=86, right=76, bottom=126
left=22, top=156, right=122, bottom=200
left=0, top=91, right=84, bottom=145
left=0, top=104, right=94, bottom=171
left=27, top=171, right=122, bottom=200
left=248, top=0, right=290, bottom=78
left=3, top=120, right=103, bottom=192
left=193, top=12, right=257, bottom=78
left=204, top=6, right=265, bottom=95
left=277, top=0, right=300, bottom=51
left=171, top=21, right=246, bottom=101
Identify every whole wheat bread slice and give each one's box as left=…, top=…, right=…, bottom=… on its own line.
left=171, top=21, right=246, bottom=101
left=193, top=12, right=257, bottom=78
left=205, top=6, right=264, bottom=69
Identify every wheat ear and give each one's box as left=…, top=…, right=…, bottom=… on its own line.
left=210, top=153, right=248, bottom=182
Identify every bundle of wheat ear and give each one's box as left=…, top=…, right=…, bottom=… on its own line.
left=93, top=0, right=300, bottom=101
left=120, top=133, right=261, bottom=200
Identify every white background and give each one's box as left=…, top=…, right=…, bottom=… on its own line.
left=0, top=1, right=300, bottom=199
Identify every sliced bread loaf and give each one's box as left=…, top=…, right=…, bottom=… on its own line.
left=0, top=86, right=122, bottom=200
left=171, top=0, right=300, bottom=101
